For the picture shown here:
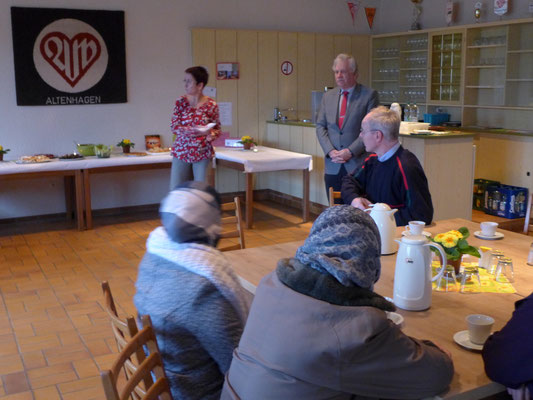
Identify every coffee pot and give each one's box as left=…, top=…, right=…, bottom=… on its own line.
left=366, top=203, right=398, bottom=255
left=393, top=235, right=447, bottom=311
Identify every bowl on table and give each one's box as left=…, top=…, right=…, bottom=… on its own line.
left=94, top=144, right=113, bottom=158
left=76, top=144, right=96, bottom=156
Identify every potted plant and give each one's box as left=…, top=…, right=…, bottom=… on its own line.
left=117, top=139, right=135, bottom=154
left=431, top=227, right=480, bottom=274
left=238, top=135, right=256, bottom=150
left=0, top=145, right=10, bottom=161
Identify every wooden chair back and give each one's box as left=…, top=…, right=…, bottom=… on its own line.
left=328, top=187, right=342, bottom=207
left=218, top=197, right=245, bottom=251
left=100, top=315, right=172, bottom=400
left=101, top=281, right=153, bottom=399
left=524, top=193, right=533, bottom=235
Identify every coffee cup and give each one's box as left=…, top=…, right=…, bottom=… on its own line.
left=405, top=220, right=425, bottom=235
left=480, top=221, right=498, bottom=237
left=466, top=314, right=494, bottom=345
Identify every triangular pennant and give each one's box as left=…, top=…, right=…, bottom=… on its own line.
left=365, top=7, right=376, bottom=29
left=347, top=2, right=359, bottom=26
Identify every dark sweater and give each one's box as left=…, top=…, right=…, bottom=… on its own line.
left=482, top=292, right=533, bottom=396
left=341, top=146, right=433, bottom=226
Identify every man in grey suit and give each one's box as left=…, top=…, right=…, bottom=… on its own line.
left=316, top=53, right=379, bottom=200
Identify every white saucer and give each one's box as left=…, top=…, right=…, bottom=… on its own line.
left=402, top=230, right=431, bottom=237
left=474, top=231, right=504, bottom=240
left=386, top=311, right=404, bottom=327
left=453, top=330, right=483, bottom=351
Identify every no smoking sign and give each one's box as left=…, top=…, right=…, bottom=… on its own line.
left=281, top=61, right=293, bottom=76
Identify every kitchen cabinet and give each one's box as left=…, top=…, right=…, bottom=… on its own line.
left=371, top=18, right=533, bottom=132
left=429, top=30, right=463, bottom=104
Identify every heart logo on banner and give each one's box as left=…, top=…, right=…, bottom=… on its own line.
left=39, top=32, right=101, bottom=88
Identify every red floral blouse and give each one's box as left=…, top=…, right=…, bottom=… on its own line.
left=170, top=96, right=221, bottom=163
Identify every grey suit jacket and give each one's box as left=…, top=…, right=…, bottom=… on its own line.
left=316, top=84, right=379, bottom=175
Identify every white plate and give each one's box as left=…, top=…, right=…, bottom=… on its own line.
left=146, top=151, right=170, bottom=156
left=453, top=330, right=483, bottom=351
left=15, top=159, right=52, bottom=164
left=386, top=311, right=404, bottom=327
left=474, top=231, right=504, bottom=240
left=402, top=230, right=432, bottom=237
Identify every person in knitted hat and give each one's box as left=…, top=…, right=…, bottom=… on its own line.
left=134, top=181, right=250, bottom=400
left=221, top=206, right=453, bottom=400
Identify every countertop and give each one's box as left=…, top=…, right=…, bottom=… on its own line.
left=267, top=120, right=533, bottom=138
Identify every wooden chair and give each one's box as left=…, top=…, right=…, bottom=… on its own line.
left=218, top=197, right=245, bottom=252
left=101, top=281, right=153, bottom=399
left=524, top=193, right=533, bottom=235
left=100, top=315, right=173, bottom=400
left=328, top=187, right=342, bottom=207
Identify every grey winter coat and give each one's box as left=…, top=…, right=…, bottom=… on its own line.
left=222, top=259, right=454, bottom=400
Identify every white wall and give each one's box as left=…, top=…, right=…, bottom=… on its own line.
left=0, top=0, right=374, bottom=219
left=375, top=0, right=532, bottom=33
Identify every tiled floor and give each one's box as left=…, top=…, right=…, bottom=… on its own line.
left=0, top=200, right=315, bottom=399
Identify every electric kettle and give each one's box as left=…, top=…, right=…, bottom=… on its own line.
left=393, top=235, right=447, bottom=311
left=366, top=203, right=398, bottom=255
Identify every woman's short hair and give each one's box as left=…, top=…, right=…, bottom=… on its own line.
left=185, top=66, right=209, bottom=87
left=365, top=106, right=401, bottom=141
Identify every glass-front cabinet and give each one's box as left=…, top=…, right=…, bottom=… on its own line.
left=371, top=19, right=533, bottom=130
left=429, top=31, right=463, bottom=103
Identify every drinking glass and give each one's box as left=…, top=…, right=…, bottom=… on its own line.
left=495, top=258, right=514, bottom=283
left=489, top=250, right=504, bottom=275
left=435, top=265, right=458, bottom=292
left=460, top=266, right=481, bottom=294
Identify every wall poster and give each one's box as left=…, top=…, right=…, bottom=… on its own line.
left=11, top=7, right=127, bottom=106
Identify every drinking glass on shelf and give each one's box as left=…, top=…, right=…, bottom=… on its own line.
left=495, top=257, right=514, bottom=283
left=460, top=266, right=482, bottom=294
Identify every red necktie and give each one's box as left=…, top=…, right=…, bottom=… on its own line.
left=339, top=91, right=348, bottom=128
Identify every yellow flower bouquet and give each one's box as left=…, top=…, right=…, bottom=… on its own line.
left=0, top=145, right=10, bottom=155
left=238, top=135, right=256, bottom=150
left=431, top=227, right=480, bottom=263
left=116, top=139, right=135, bottom=148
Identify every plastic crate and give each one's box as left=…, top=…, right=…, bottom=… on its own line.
left=473, top=178, right=500, bottom=196
left=423, top=113, right=450, bottom=125
left=485, top=185, right=529, bottom=219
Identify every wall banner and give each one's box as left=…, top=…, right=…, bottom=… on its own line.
left=11, top=7, right=127, bottom=106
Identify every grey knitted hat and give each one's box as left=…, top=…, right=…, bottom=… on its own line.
left=159, top=181, right=222, bottom=246
left=295, top=205, right=381, bottom=289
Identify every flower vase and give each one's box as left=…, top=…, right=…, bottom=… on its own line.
left=0, top=154, right=3, bottom=161
left=122, top=145, right=130, bottom=154
left=447, top=258, right=462, bottom=275
left=243, top=143, right=252, bottom=150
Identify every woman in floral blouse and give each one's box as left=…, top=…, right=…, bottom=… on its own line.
left=170, top=66, right=221, bottom=188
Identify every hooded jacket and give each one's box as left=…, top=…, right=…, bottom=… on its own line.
left=221, top=258, right=454, bottom=400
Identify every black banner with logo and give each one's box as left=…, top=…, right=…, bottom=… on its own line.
left=11, top=7, right=127, bottom=106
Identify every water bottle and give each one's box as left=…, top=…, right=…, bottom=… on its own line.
left=409, top=103, right=419, bottom=122
left=403, top=103, right=411, bottom=122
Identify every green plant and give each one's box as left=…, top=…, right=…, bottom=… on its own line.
left=237, top=135, right=256, bottom=145
left=0, top=145, right=10, bottom=155
left=117, top=139, right=135, bottom=148
left=431, top=227, right=480, bottom=261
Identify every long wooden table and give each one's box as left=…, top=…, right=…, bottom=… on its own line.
left=214, top=146, right=312, bottom=228
left=0, top=161, right=85, bottom=230
left=224, top=218, right=533, bottom=399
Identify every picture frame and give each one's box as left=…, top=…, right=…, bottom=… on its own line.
left=216, top=62, right=239, bottom=80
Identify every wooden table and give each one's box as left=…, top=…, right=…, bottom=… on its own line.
left=214, top=146, right=312, bottom=228
left=224, top=218, right=533, bottom=399
left=81, top=154, right=171, bottom=229
left=0, top=161, right=85, bottom=230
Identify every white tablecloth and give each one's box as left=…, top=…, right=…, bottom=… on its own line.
left=214, top=146, right=312, bottom=173
left=0, top=154, right=172, bottom=175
